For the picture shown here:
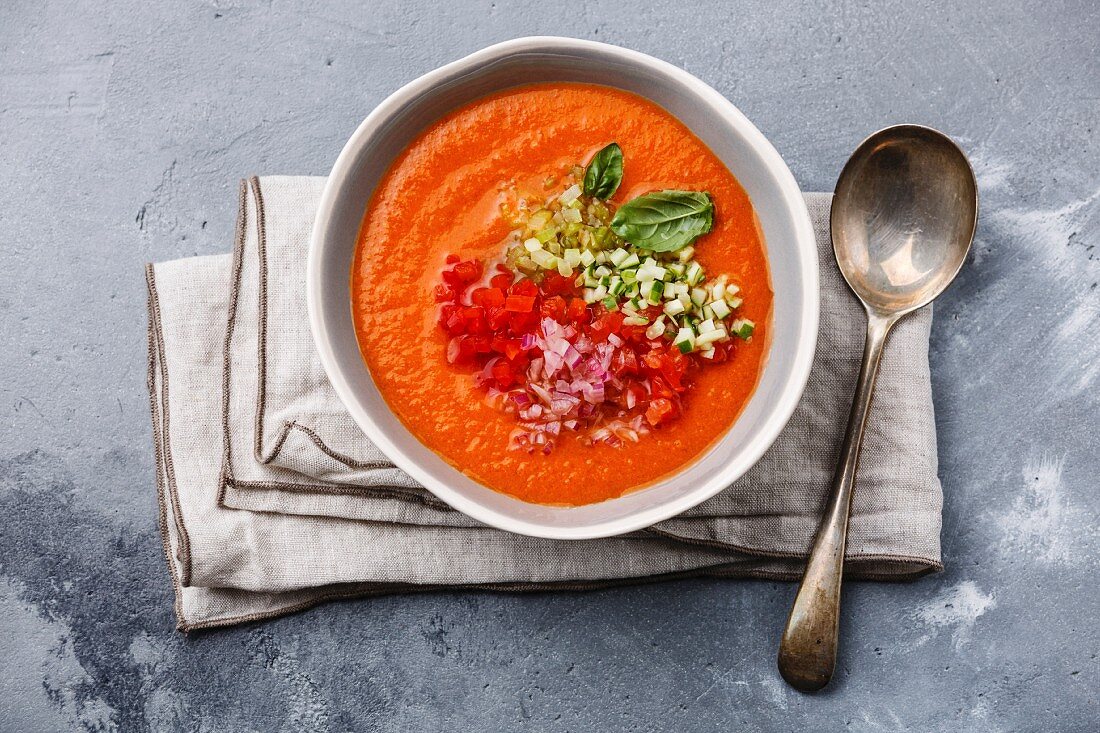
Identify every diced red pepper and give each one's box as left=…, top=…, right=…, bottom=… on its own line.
left=649, top=376, right=677, bottom=399
left=540, top=295, right=567, bottom=322
left=433, top=283, right=456, bottom=303
left=645, top=397, right=676, bottom=427
left=504, top=295, right=536, bottom=313
left=471, top=287, right=505, bottom=308
left=509, top=278, right=538, bottom=297
left=611, top=348, right=638, bottom=377
left=490, top=273, right=514, bottom=290
left=566, top=297, right=589, bottom=324
left=491, top=360, right=516, bottom=388
left=446, top=336, right=477, bottom=365
left=542, top=272, right=578, bottom=296
left=445, top=253, right=460, bottom=265
left=452, top=259, right=483, bottom=284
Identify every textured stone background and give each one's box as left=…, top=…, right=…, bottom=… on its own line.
left=1, top=1, right=1097, bottom=730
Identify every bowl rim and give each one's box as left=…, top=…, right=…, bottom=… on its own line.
left=307, top=36, right=819, bottom=539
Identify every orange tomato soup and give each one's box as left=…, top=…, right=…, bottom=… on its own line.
left=352, top=83, right=771, bottom=505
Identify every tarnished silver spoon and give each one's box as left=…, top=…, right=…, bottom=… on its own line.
left=777, top=125, right=978, bottom=692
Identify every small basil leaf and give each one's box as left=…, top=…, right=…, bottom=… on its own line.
left=582, top=143, right=624, bottom=199
left=609, top=190, right=715, bottom=252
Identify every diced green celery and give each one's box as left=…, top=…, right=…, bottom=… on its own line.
left=535, top=227, right=558, bottom=244
left=623, top=316, right=649, bottom=326
left=530, top=249, right=557, bottom=269
left=726, top=296, right=743, bottom=309
left=580, top=250, right=596, bottom=267
left=609, top=248, right=630, bottom=267
left=621, top=269, right=637, bottom=285
left=619, top=253, right=640, bottom=269
left=559, top=183, right=582, bottom=205
left=528, top=209, right=552, bottom=231
left=690, top=288, right=707, bottom=307
left=602, top=296, right=619, bottom=311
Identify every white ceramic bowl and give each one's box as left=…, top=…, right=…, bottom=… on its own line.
left=308, top=37, right=818, bottom=540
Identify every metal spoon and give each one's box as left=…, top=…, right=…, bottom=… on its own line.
left=777, top=125, right=978, bottom=692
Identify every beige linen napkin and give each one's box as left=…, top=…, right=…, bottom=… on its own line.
left=146, top=176, right=942, bottom=632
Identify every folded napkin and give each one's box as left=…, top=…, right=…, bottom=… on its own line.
left=146, top=176, right=942, bottom=631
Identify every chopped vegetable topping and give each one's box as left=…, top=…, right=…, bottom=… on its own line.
left=435, top=145, right=757, bottom=453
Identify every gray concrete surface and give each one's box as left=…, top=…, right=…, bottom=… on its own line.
left=1, top=1, right=1097, bottom=730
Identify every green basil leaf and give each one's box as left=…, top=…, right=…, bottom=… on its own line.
left=609, top=190, right=715, bottom=252
left=582, top=142, right=624, bottom=199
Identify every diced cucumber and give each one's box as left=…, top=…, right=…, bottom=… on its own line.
left=696, top=328, right=726, bottom=346
left=710, top=299, right=731, bottom=320
left=730, top=319, right=755, bottom=340
left=645, top=316, right=666, bottom=340
left=663, top=299, right=686, bottom=317
left=685, top=261, right=704, bottom=285
left=673, top=327, right=695, bottom=353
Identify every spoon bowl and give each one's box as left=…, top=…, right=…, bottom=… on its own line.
left=832, top=125, right=978, bottom=314
left=778, top=124, right=977, bottom=692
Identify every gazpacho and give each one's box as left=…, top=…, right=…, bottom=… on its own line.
left=352, top=83, right=771, bottom=506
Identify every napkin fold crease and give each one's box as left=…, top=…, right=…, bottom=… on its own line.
left=147, top=176, right=942, bottom=631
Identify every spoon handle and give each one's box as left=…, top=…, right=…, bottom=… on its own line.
left=777, top=309, right=897, bottom=692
